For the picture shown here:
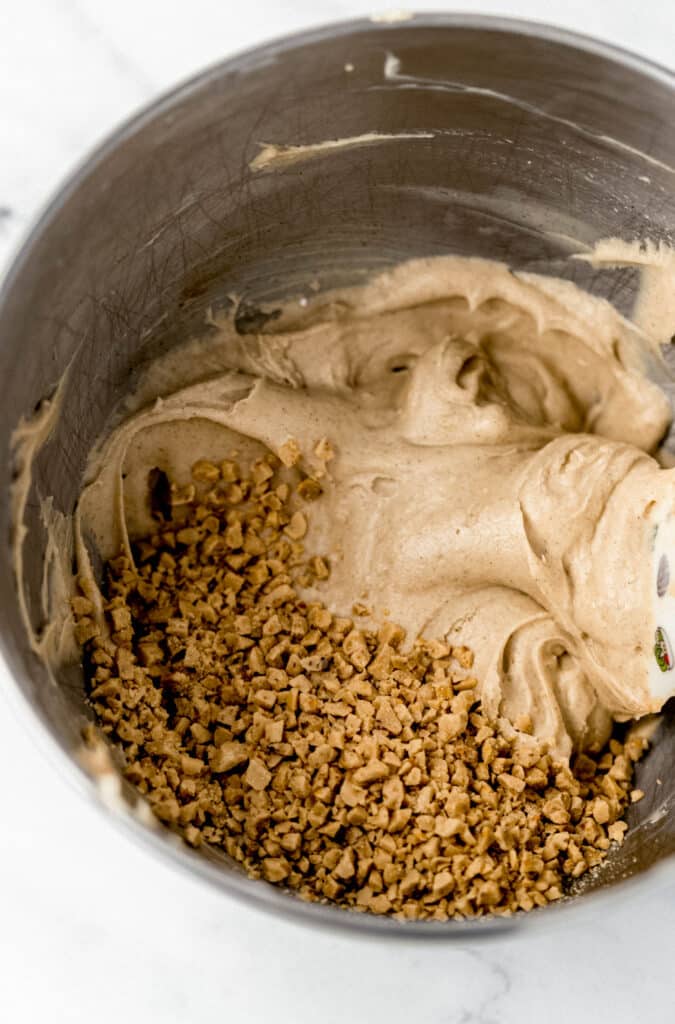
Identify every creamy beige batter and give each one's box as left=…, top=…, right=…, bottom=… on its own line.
left=61, top=254, right=675, bottom=760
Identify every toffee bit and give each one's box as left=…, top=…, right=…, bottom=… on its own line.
left=297, top=478, right=323, bottom=502
left=278, top=439, right=302, bottom=467
left=314, top=438, right=335, bottom=462
left=75, top=448, right=645, bottom=921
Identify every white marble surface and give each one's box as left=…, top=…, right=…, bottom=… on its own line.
left=1, top=2, right=674, bottom=1021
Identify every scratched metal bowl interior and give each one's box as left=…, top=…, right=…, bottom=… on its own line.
left=1, top=15, right=674, bottom=938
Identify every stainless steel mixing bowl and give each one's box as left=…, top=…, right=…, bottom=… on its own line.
left=1, top=14, right=674, bottom=939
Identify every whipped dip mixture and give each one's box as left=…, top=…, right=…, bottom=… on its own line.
left=61, top=253, right=675, bottom=760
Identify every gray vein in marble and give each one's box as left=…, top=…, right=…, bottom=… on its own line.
left=455, top=951, right=512, bottom=1024
left=58, top=0, right=156, bottom=97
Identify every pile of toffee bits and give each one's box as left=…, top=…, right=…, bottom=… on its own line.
left=74, top=447, right=646, bottom=920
